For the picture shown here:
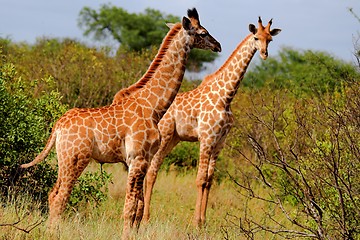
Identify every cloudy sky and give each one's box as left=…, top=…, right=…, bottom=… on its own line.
left=0, top=0, right=359, bottom=75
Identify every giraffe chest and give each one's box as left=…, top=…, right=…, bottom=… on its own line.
left=172, top=104, right=234, bottom=141
left=91, top=130, right=127, bottom=164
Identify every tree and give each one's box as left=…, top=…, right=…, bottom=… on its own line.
left=78, top=4, right=219, bottom=72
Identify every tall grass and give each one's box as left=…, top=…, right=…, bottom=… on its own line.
left=1, top=162, right=293, bottom=239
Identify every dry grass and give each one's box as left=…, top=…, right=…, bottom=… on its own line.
left=0, top=163, right=292, bottom=239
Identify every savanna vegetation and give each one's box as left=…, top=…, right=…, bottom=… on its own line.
left=1, top=6, right=359, bottom=240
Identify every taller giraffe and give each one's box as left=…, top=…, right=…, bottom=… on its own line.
left=20, top=8, right=221, bottom=239
left=143, top=17, right=281, bottom=226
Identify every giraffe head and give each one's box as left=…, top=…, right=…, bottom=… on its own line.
left=182, top=8, right=222, bottom=52
left=249, top=17, right=281, bottom=60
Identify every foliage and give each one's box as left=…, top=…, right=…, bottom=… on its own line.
left=224, top=76, right=360, bottom=239
left=162, top=142, right=200, bottom=172
left=0, top=53, right=113, bottom=209
left=78, top=4, right=219, bottom=72
left=1, top=37, right=157, bottom=108
left=79, top=5, right=178, bottom=51
left=0, top=56, right=67, bottom=203
left=69, top=170, right=112, bottom=208
left=187, top=48, right=219, bottom=72
left=242, top=47, right=359, bottom=95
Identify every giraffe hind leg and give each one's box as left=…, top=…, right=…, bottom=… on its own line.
left=48, top=156, right=90, bottom=228
left=48, top=178, right=61, bottom=229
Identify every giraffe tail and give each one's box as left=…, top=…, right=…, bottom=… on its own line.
left=20, top=129, right=57, bottom=169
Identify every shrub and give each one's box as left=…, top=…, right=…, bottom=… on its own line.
left=69, top=170, right=112, bottom=208
left=162, top=142, right=200, bottom=172
left=1, top=38, right=157, bottom=108
left=224, top=78, right=360, bottom=239
left=242, top=47, right=360, bottom=96
left=0, top=58, right=67, bottom=203
left=0, top=56, right=112, bottom=209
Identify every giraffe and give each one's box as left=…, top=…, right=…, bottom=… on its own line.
left=20, top=8, right=221, bottom=239
left=143, top=17, right=281, bottom=227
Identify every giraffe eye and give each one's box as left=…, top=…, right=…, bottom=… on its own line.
left=254, top=37, right=259, bottom=41
left=199, top=32, right=208, bottom=37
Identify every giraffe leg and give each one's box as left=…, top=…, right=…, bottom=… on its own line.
left=199, top=140, right=225, bottom=226
left=48, top=156, right=90, bottom=229
left=194, top=142, right=211, bottom=228
left=199, top=154, right=218, bottom=226
left=194, top=138, right=225, bottom=227
left=134, top=189, right=144, bottom=228
left=122, top=156, right=148, bottom=239
left=144, top=134, right=179, bottom=222
left=48, top=178, right=62, bottom=228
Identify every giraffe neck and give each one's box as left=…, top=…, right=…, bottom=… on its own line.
left=131, top=23, right=190, bottom=120
left=202, top=34, right=256, bottom=106
left=112, top=23, right=191, bottom=121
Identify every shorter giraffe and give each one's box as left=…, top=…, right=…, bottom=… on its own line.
left=143, top=17, right=281, bottom=227
left=20, top=8, right=221, bottom=239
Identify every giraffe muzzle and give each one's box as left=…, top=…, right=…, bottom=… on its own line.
left=260, top=50, right=268, bottom=60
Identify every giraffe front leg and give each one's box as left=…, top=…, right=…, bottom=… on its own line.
left=194, top=144, right=211, bottom=228
left=199, top=156, right=217, bottom=226
left=143, top=158, right=161, bottom=222
left=144, top=133, right=179, bottom=222
left=122, top=156, right=148, bottom=239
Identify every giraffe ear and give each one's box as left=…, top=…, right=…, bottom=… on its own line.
left=270, top=28, right=282, bottom=36
left=249, top=24, right=257, bottom=34
left=182, top=16, right=192, bottom=31
left=166, top=23, right=175, bottom=29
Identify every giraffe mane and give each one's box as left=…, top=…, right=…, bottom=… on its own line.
left=201, top=34, right=253, bottom=85
left=114, top=23, right=183, bottom=99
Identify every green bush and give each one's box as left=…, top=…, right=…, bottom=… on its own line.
left=69, top=170, right=112, bottom=208
left=242, top=47, right=360, bottom=96
left=1, top=37, right=157, bottom=108
left=225, top=78, right=360, bottom=239
left=0, top=59, right=67, bottom=203
left=162, top=142, right=200, bottom=172
left=0, top=56, right=112, bottom=209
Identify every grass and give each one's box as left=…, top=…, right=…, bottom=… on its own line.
left=0, top=163, right=295, bottom=239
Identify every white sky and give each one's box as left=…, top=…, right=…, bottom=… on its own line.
left=0, top=0, right=359, bottom=75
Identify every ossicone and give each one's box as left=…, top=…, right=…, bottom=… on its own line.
left=187, top=8, right=199, bottom=20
